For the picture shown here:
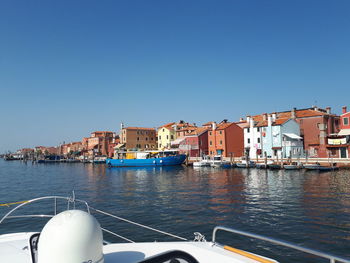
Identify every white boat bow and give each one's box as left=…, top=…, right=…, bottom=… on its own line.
left=1, top=195, right=349, bottom=263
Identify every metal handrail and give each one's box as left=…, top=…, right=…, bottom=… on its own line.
left=90, top=207, right=188, bottom=241
left=0, top=196, right=90, bottom=224
left=212, top=226, right=350, bottom=263
left=0, top=195, right=187, bottom=242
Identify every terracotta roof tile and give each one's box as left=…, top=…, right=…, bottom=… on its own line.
left=159, top=122, right=176, bottom=129
left=124, top=127, right=156, bottom=131
left=187, top=126, right=210, bottom=135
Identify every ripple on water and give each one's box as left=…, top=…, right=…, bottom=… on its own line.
left=0, top=160, right=350, bottom=261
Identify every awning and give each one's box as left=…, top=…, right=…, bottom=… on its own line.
left=338, top=129, right=350, bottom=136
left=114, top=143, right=125, bottom=149
left=171, top=138, right=185, bottom=146
left=283, top=133, right=302, bottom=140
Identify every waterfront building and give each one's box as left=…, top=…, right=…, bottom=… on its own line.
left=83, top=131, right=116, bottom=157
left=326, top=106, right=350, bottom=158
left=261, top=117, right=303, bottom=159
left=175, top=121, right=197, bottom=138
left=157, top=120, right=197, bottom=150
left=157, top=122, right=176, bottom=149
left=179, top=126, right=209, bottom=157
left=60, top=142, right=84, bottom=156
left=120, top=125, right=157, bottom=150
left=34, top=146, right=59, bottom=155
left=243, top=114, right=304, bottom=159
left=207, top=120, right=244, bottom=158
left=242, top=106, right=340, bottom=158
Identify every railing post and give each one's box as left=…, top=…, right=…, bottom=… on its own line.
left=54, top=198, right=57, bottom=215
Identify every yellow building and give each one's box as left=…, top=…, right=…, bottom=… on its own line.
left=157, top=122, right=176, bottom=149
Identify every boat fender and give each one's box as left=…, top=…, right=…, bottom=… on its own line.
left=37, top=210, right=104, bottom=263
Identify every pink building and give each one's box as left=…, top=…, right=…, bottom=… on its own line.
left=179, top=126, right=209, bottom=157
left=326, top=106, right=350, bottom=158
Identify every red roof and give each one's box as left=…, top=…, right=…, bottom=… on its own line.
left=158, top=122, right=175, bottom=129
left=187, top=126, right=210, bottom=136
left=124, top=127, right=156, bottom=131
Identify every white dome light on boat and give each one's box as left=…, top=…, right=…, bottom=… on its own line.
left=37, top=210, right=104, bottom=263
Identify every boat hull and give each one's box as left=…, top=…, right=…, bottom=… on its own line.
left=106, top=154, right=186, bottom=167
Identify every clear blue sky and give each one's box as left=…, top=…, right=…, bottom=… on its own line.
left=1, top=0, right=349, bottom=152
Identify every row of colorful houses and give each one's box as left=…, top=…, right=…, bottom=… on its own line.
left=17, top=106, right=350, bottom=160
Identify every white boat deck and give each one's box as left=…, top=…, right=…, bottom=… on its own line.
left=104, top=241, right=276, bottom=263
left=0, top=232, right=278, bottom=263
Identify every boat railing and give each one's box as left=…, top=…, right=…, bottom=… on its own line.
left=0, top=195, right=90, bottom=224
left=212, top=226, right=350, bottom=263
left=0, top=195, right=187, bottom=243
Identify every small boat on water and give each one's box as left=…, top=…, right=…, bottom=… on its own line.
left=304, top=163, right=321, bottom=170
left=210, top=155, right=232, bottom=168
left=236, top=160, right=256, bottom=168
left=284, top=162, right=303, bottom=170
left=255, top=163, right=268, bottom=169
left=268, top=163, right=282, bottom=169
left=107, top=150, right=186, bottom=167
left=193, top=156, right=211, bottom=167
left=1, top=194, right=348, bottom=263
left=318, top=166, right=339, bottom=172
left=304, top=163, right=339, bottom=171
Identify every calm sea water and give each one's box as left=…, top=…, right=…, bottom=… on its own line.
left=0, top=159, right=350, bottom=262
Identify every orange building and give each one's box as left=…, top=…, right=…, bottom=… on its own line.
left=83, top=131, right=116, bottom=157
left=120, top=126, right=157, bottom=150
left=207, top=120, right=244, bottom=158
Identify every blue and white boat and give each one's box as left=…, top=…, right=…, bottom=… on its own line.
left=106, top=150, right=186, bottom=167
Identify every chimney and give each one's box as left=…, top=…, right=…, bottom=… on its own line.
left=212, top=122, right=217, bottom=130
left=342, top=106, right=347, bottom=114
left=268, top=115, right=272, bottom=126
left=326, top=107, right=331, bottom=114
left=120, top=122, right=124, bottom=130
left=239, top=118, right=244, bottom=122
left=263, top=113, right=267, bottom=121
left=291, top=108, right=296, bottom=119
left=246, top=116, right=251, bottom=123
left=222, top=119, right=228, bottom=123
left=272, top=113, right=277, bottom=121
left=313, top=105, right=318, bottom=111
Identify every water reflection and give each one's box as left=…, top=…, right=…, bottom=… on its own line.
left=0, top=160, right=350, bottom=261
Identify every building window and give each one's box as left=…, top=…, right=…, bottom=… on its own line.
left=257, top=138, right=260, bottom=143
left=247, top=128, right=250, bottom=133
left=137, top=137, right=139, bottom=141
left=344, top=118, right=349, bottom=125
left=219, top=131, right=222, bottom=135
left=159, top=136, right=161, bottom=140
left=257, top=127, right=260, bottom=132
left=151, top=138, right=153, bottom=140
left=210, top=141, right=212, bottom=146
left=166, top=135, right=169, bottom=139
left=171, top=135, right=174, bottom=140
left=209, top=131, right=212, bottom=136
left=137, top=131, right=139, bottom=135
left=247, top=138, right=250, bottom=144
left=146, top=137, right=148, bottom=141
left=220, top=140, right=222, bottom=145
left=163, top=128, right=165, bottom=132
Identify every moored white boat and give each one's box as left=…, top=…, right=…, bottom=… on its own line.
left=210, top=155, right=231, bottom=168
left=193, top=156, right=211, bottom=167
left=1, top=195, right=349, bottom=263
